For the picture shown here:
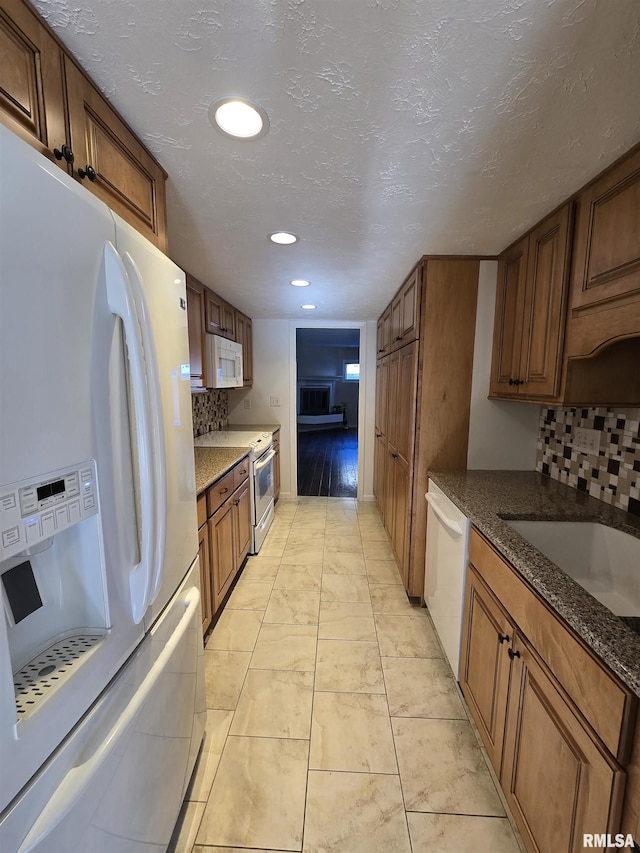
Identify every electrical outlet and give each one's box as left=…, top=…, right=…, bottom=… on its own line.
left=270, top=396, right=281, bottom=407
left=574, top=427, right=601, bottom=455
left=243, top=398, right=251, bottom=409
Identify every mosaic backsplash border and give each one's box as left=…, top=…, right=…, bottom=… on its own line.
left=191, top=389, right=228, bottom=437
left=536, top=407, right=640, bottom=517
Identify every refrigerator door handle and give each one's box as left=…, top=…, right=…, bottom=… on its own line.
left=16, top=587, right=201, bottom=853
left=103, top=242, right=156, bottom=622
left=122, top=251, right=167, bottom=608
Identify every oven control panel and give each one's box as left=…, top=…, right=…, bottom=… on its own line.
left=0, top=461, right=98, bottom=562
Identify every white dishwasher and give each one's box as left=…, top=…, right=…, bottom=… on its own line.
left=424, top=480, right=471, bottom=679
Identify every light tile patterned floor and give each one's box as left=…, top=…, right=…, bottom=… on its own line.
left=169, top=497, right=523, bottom=853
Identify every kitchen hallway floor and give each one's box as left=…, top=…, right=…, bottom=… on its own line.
left=169, top=497, right=523, bottom=853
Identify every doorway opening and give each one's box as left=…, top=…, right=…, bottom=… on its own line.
left=296, top=327, right=360, bottom=497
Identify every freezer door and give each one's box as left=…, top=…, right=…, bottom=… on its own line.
left=0, top=560, right=206, bottom=853
left=0, top=126, right=147, bottom=811
left=112, top=215, right=198, bottom=628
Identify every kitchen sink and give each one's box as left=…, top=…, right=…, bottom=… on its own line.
left=503, top=520, right=640, bottom=617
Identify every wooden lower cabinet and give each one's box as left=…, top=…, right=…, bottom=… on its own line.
left=197, top=494, right=213, bottom=635
left=459, top=565, right=514, bottom=774
left=460, top=528, right=636, bottom=853
left=199, top=457, right=252, bottom=633
left=502, top=634, right=626, bottom=853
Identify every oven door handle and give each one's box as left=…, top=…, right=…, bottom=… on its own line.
left=254, top=448, right=275, bottom=471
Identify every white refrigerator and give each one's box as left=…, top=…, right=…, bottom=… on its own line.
left=0, top=125, right=205, bottom=851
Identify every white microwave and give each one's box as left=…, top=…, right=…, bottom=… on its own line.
left=206, top=334, right=243, bottom=388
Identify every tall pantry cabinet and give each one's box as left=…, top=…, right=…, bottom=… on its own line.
left=374, top=258, right=480, bottom=598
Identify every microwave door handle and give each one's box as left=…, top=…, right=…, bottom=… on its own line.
left=103, top=243, right=155, bottom=623
left=122, top=252, right=167, bottom=607
left=16, top=589, right=200, bottom=853
left=254, top=448, right=276, bottom=471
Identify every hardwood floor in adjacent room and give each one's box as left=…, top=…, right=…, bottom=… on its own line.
left=297, top=428, right=358, bottom=498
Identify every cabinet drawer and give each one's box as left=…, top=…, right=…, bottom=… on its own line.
left=233, top=456, right=250, bottom=490
left=206, top=470, right=235, bottom=518
left=197, top=493, right=207, bottom=529
left=469, top=528, right=636, bottom=761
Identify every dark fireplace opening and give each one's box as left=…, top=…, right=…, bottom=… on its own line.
left=299, top=386, right=330, bottom=415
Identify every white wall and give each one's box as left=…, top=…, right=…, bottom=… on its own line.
left=467, top=261, right=540, bottom=470
left=227, top=318, right=377, bottom=500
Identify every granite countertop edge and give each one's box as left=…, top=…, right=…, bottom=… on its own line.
left=428, top=469, right=640, bottom=698
left=194, top=446, right=250, bottom=495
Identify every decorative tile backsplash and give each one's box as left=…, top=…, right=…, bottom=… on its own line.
left=536, top=407, right=640, bottom=516
left=191, top=389, right=228, bottom=437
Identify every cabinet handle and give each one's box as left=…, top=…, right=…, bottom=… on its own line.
left=390, top=451, right=398, bottom=459
left=508, top=648, right=521, bottom=660
left=220, top=487, right=229, bottom=495
left=498, top=633, right=510, bottom=644
left=77, top=164, right=97, bottom=182
left=53, top=144, right=74, bottom=164
left=395, top=335, right=402, bottom=341
left=508, top=378, right=523, bottom=386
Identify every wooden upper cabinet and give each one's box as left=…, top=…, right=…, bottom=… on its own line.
left=376, top=305, right=392, bottom=357
left=235, top=311, right=253, bottom=387
left=490, top=235, right=529, bottom=396
left=490, top=205, right=572, bottom=400
left=0, top=0, right=67, bottom=163
left=0, top=1, right=169, bottom=249
left=390, top=268, right=421, bottom=351
left=186, top=275, right=206, bottom=389
left=204, top=289, right=235, bottom=339
left=64, top=57, right=167, bottom=250
left=566, top=144, right=640, bottom=356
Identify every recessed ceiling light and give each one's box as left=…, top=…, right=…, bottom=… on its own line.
left=301, top=304, right=316, bottom=310
left=269, top=231, right=298, bottom=245
left=209, top=97, right=269, bottom=140
left=290, top=279, right=310, bottom=287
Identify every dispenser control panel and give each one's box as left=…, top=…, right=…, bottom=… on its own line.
left=0, top=461, right=98, bottom=562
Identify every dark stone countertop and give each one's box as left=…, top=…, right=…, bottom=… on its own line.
left=428, top=470, right=640, bottom=698
left=194, top=446, right=250, bottom=495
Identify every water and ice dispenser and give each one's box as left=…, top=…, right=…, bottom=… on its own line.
left=0, top=461, right=109, bottom=726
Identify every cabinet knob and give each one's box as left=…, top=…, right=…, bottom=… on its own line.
left=53, top=144, right=74, bottom=164
left=78, top=164, right=97, bottom=182
left=395, top=335, right=402, bottom=341
left=508, top=648, right=521, bottom=660
left=498, top=633, right=510, bottom=644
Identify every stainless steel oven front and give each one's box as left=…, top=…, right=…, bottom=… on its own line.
left=250, top=442, right=275, bottom=553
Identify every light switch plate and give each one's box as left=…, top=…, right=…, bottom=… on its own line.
left=270, top=396, right=281, bottom=407
left=574, top=427, right=601, bottom=455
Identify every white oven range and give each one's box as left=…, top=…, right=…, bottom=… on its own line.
left=194, top=430, right=275, bottom=553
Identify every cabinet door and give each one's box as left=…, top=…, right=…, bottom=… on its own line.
left=0, top=0, right=67, bottom=163
left=489, top=236, right=529, bottom=397
left=399, top=268, right=420, bottom=345
left=209, top=499, right=236, bottom=613
left=570, top=146, right=640, bottom=317
left=186, top=275, right=206, bottom=388
left=390, top=290, right=403, bottom=350
left=233, top=483, right=252, bottom=568
left=519, top=205, right=572, bottom=398
left=198, top=520, right=213, bottom=635
left=395, top=342, right=417, bottom=468
left=204, top=289, right=224, bottom=335
left=373, top=356, right=389, bottom=514
left=64, top=57, right=168, bottom=250
left=221, top=301, right=236, bottom=340
left=379, top=305, right=392, bottom=356
left=459, top=564, right=514, bottom=775
left=236, top=311, right=253, bottom=386
left=502, top=634, right=626, bottom=853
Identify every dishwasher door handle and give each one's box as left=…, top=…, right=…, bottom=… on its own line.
left=425, top=492, right=463, bottom=536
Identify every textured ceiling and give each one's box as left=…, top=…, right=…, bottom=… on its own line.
left=31, top=0, right=640, bottom=320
